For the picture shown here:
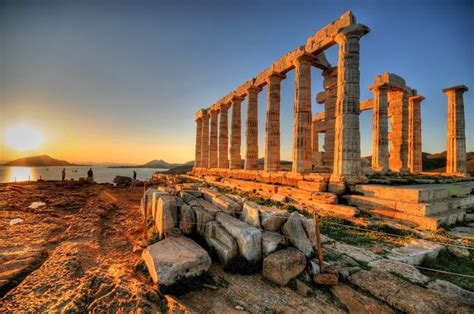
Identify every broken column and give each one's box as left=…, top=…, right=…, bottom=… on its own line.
left=245, top=85, right=261, bottom=170
left=370, top=84, right=389, bottom=172
left=408, top=95, right=424, bottom=173
left=292, top=54, right=313, bottom=173
left=209, top=109, right=219, bottom=168
left=230, top=96, right=244, bottom=169
left=201, top=112, right=210, bottom=168
left=444, top=85, right=469, bottom=176
left=331, top=24, right=369, bottom=183
left=218, top=104, right=230, bottom=169
left=194, top=110, right=203, bottom=168
left=265, top=73, right=284, bottom=172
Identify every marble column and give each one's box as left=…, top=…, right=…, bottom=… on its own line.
left=331, top=24, right=369, bottom=180
left=195, top=115, right=203, bottom=168
left=388, top=89, right=409, bottom=173
left=209, top=109, right=219, bottom=168
left=201, top=112, right=210, bottom=168
left=230, top=96, right=244, bottom=169
left=408, top=95, right=424, bottom=173
left=245, top=86, right=261, bottom=170
left=444, top=85, right=469, bottom=176
left=370, top=84, right=389, bottom=172
left=292, top=54, right=313, bottom=173
left=218, top=104, right=230, bottom=169
left=311, top=120, right=319, bottom=156
left=265, top=73, right=284, bottom=172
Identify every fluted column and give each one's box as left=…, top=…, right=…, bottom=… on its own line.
left=230, top=96, right=244, bottom=169
left=265, top=73, right=284, bottom=172
left=292, top=54, right=313, bottom=173
left=209, top=109, right=219, bottom=168
left=408, top=95, right=424, bottom=173
left=388, top=89, right=409, bottom=173
left=444, top=85, right=469, bottom=176
left=331, top=24, right=369, bottom=180
left=218, top=104, right=230, bottom=169
left=370, top=84, right=389, bottom=172
left=195, top=115, right=203, bottom=168
left=201, top=112, right=210, bottom=168
left=245, top=86, right=261, bottom=170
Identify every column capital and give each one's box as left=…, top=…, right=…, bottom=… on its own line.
left=231, top=94, right=245, bottom=104
left=265, top=72, right=286, bottom=84
left=335, top=24, right=370, bottom=44
left=443, top=85, right=469, bottom=94
left=409, top=95, right=425, bottom=102
left=209, top=107, right=219, bottom=116
left=219, top=102, right=231, bottom=112
left=292, top=53, right=313, bottom=66
left=369, top=83, right=390, bottom=92
left=246, top=85, right=262, bottom=94
left=195, top=108, right=207, bottom=121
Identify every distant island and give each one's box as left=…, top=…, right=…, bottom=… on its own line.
left=2, top=155, right=80, bottom=167
left=109, top=159, right=194, bottom=169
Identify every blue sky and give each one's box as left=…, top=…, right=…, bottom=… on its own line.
left=1, top=0, right=473, bottom=163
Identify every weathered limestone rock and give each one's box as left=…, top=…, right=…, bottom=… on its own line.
left=331, top=242, right=380, bottom=263
left=281, top=212, right=313, bottom=256
left=444, top=85, right=469, bottom=176
left=201, top=113, right=210, bottom=168
left=264, top=73, right=283, bottom=172
left=408, top=95, right=424, bottom=173
left=200, top=188, right=241, bottom=214
left=427, top=279, right=474, bottom=307
left=245, top=86, right=261, bottom=170
left=230, top=96, right=243, bottom=170
left=370, top=84, right=389, bottom=172
left=205, top=221, right=238, bottom=268
left=261, top=231, right=287, bottom=256
left=260, top=206, right=289, bottom=231
left=155, top=196, right=178, bottom=239
left=447, top=226, right=474, bottom=240
left=179, top=204, right=196, bottom=235
left=446, top=244, right=470, bottom=257
left=368, top=259, right=430, bottom=285
left=193, top=206, right=215, bottom=236
left=140, top=188, right=158, bottom=217
left=270, top=194, right=287, bottom=203
left=150, top=191, right=170, bottom=219
left=216, top=212, right=262, bottom=264
left=218, top=104, right=230, bottom=169
left=387, top=239, right=444, bottom=265
left=240, top=201, right=261, bottom=228
left=330, top=284, right=395, bottom=314
left=142, top=237, right=211, bottom=286
left=209, top=109, right=219, bottom=168
left=262, top=248, right=306, bottom=286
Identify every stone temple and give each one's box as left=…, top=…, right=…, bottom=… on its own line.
left=190, top=11, right=472, bottom=231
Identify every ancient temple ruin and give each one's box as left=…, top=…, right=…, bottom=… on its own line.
left=190, top=11, right=472, bottom=230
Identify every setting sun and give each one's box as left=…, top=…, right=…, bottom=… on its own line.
left=5, top=124, right=44, bottom=151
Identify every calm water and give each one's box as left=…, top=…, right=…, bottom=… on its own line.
left=0, top=166, right=166, bottom=184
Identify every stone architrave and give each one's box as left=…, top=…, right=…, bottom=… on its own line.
left=209, top=109, right=219, bottom=168
left=292, top=54, right=313, bottom=174
left=201, top=112, right=210, bottom=168
left=444, top=85, right=469, bottom=176
left=245, top=86, right=261, bottom=170
left=408, top=95, right=424, bottom=173
left=194, top=113, right=203, bottom=168
left=218, top=104, right=230, bottom=169
left=370, top=84, right=389, bottom=172
left=331, top=24, right=369, bottom=181
left=265, top=73, right=284, bottom=172
left=230, top=96, right=244, bottom=169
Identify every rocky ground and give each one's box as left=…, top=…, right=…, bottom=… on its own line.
left=1, top=179, right=473, bottom=313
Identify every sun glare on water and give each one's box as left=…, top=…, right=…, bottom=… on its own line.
left=5, top=124, right=44, bottom=151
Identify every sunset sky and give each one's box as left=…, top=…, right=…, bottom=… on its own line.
left=1, top=0, right=473, bottom=164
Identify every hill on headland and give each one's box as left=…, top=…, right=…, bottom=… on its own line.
left=109, top=159, right=194, bottom=169
left=2, top=155, right=78, bottom=167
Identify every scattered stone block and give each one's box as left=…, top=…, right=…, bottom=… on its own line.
left=368, top=259, right=430, bottom=285
left=330, top=284, right=395, bottom=314
left=260, top=206, right=289, bottom=231
left=151, top=191, right=171, bottom=219
left=270, top=194, right=287, bottom=203
left=155, top=196, right=178, bottom=238
left=282, top=212, right=313, bottom=257
left=331, top=242, right=380, bottom=263
left=142, top=237, right=211, bottom=286
left=193, top=206, right=215, bottom=236
left=262, top=248, right=306, bottom=286
left=447, top=226, right=474, bottom=240
left=387, top=239, right=444, bottom=265
left=446, top=245, right=470, bottom=258
left=216, top=213, right=262, bottom=265
left=179, top=204, right=195, bottom=235
left=240, top=201, right=261, bottom=228
left=261, top=231, right=287, bottom=256
left=313, top=269, right=339, bottom=286
left=205, top=221, right=238, bottom=268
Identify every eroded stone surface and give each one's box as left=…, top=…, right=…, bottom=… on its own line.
left=262, top=248, right=306, bottom=286
left=281, top=212, right=313, bottom=256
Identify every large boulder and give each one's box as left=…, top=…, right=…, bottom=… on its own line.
left=193, top=206, right=215, bottom=236
left=151, top=191, right=172, bottom=219
left=113, top=175, right=133, bottom=187
left=240, top=201, right=261, bottom=228
left=216, top=212, right=262, bottom=265
left=155, top=195, right=178, bottom=238
left=179, top=204, right=195, bottom=235
left=261, top=231, right=287, bottom=256
left=260, top=206, right=289, bottom=231
left=142, top=237, right=211, bottom=286
left=205, top=221, right=238, bottom=268
left=262, top=248, right=306, bottom=286
left=281, top=212, right=313, bottom=257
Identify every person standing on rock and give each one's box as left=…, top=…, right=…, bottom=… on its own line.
left=133, top=171, right=137, bottom=180
left=62, top=168, right=66, bottom=181
left=87, top=168, right=94, bottom=182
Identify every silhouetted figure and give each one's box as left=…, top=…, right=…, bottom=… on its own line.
left=87, top=168, right=94, bottom=182
left=133, top=171, right=137, bottom=180
left=62, top=168, right=66, bottom=181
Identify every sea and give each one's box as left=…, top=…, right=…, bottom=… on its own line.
left=0, top=166, right=166, bottom=184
